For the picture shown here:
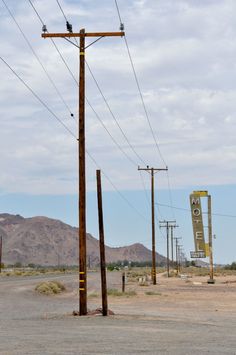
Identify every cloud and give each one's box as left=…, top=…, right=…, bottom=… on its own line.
left=1, top=0, right=236, bottom=194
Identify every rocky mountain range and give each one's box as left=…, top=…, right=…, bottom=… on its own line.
left=0, top=213, right=166, bottom=267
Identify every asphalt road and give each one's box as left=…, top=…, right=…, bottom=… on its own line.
left=0, top=272, right=236, bottom=355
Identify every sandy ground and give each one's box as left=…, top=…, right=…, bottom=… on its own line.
left=0, top=270, right=236, bottom=354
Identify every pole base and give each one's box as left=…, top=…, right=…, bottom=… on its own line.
left=207, top=279, right=215, bottom=284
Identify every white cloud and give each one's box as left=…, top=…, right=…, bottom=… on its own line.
left=1, top=0, right=236, bottom=194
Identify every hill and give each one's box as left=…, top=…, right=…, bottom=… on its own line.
left=0, top=213, right=166, bottom=267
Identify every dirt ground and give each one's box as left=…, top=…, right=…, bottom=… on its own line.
left=0, top=270, right=236, bottom=354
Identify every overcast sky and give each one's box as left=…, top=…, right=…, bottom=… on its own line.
left=0, top=0, right=236, bottom=264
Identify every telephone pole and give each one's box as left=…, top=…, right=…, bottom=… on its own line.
left=170, top=224, right=178, bottom=265
left=138, top=166, right=168, bottom=284
left=0, top=236, right=2, bottom=273
left=174, top=237, right=181, bottom=274
left=159, top=220, right=176, bottom=277
left=42, top=28, right=124, bottom=316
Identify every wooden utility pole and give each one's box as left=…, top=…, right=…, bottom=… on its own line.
left=170, top=224, right=178, bottom=265
left=96, top=170, right=108, bottom=316
left=174, top=237, right=182, bottom=274
left=0, top=236, right=2, bottom=273
left=138, top=166, right=168, bottom=284
left=42, top=29, right=124, bottom=316
left=159, top=220, right=176, bottom=277
left=207, top=195, right=215, bottom=284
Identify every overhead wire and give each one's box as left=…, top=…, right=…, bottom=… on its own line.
left=0, top=56, right=76, bottom=138
left=2, top=0, right=74, bottom=118
left=156, top=202, right=236, bottom=218
left=55, top=0, right=148, bottom=167
left=114, top=0, right=177, bottom=221
left=114, top=0, right=166, bottom=168
left=1, top=55, right=149, bottom=224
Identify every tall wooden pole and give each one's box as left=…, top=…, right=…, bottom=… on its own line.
left=208, top=195, right=215, bottom=284
left=96, top=170, right=108, bottom=316
left=138, top=166, right=168, bottom=285
left=78, top=29, right=87, bottom=315
left=160, top=220, right=176, bottom=277
left=0, top=236, right=2, bottom=273
left=151, top=168, right=156, bottom=284
left=42, top=28, right=124, bottom=316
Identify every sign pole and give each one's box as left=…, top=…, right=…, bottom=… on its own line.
left=207, top=195, right=215, bottom=284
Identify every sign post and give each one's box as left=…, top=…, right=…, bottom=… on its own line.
left=189, top=191, right=215, bottom=284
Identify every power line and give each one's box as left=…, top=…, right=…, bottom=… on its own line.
left=156, top=202, right=236, bottom=218
left=114, top=0, right=166, bottom=167
left=2, top=0, right=74, bottom=118
left=1, top=54, right=149, bottom=226
left=56, top=0, right=68, bottom=22
left=0, top=56, right=76, bottom=138
left=55, top=0, right=148, bottom=167
left=85, top=61, right=147, bottom=166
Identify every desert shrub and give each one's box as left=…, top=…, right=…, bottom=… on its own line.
left=35, top=281, right=66, bottom=295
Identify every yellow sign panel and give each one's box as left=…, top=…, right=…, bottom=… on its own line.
left=205, top=243, right=209, bottom=257
left=190, top=193, right=206, bottom=257
left=193, top=190, right=208, bottom=197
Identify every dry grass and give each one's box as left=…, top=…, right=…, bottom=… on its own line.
left=35, top=281, right=66, bottom=295
left=107, top=288, right=136, bottom=297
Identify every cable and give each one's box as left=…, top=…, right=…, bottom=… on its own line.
left=114, top=0, right=166, bottom=167
left=2, top=0, right=74, bottom=118
left=55, top=0, right=147, bottom=167
left=1, top=55, right=149, bottom=225
left=86, top=61, right=147, bottom=166
left=55, top=0, right=67, bottom=22
left=156, top=202, right=236, bottom=218
left=0, top=56, right=76, bottom=138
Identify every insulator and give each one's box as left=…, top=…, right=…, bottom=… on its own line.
left=42, top=24, right=47, bottom=33
left=66, top=21, right=73, bottom=33
left=120, top=23, right=124, bottom=31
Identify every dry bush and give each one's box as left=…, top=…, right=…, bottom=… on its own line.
left=35, top=281, right=66, bottom=295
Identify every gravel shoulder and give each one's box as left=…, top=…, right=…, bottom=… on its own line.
left=0, top=271, right=236, bottom=355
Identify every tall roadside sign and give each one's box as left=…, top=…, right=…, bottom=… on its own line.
left=189, top=191, right=207, bottom=258
left=189, top=190, right=215, bottom=284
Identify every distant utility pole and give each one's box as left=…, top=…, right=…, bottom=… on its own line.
left=174, top=237, right=181, bottom=274
left=42, top=28, right=124, bottom=316
left=170, top=224, right=178, bottom=265
left=159, top=220, right=176, bottom=277
left=138, top=166, right=168, bottom=285
left=0, top=236, right=2, bottom=273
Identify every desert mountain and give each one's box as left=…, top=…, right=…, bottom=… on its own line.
left=0, top=213, right=166, bottom=266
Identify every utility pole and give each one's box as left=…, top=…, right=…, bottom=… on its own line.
left=96, top=170, right=108, bottom=316
left=42, top=29, right=124, bottom=316
left=174, top=237, right=181, bottom=274
left=138, top=166, right=168, bottom=285
left=170, top=224, right=178, bottom=266
left=0, top=236, right=2, bottom=273
left=159, top=220, right=176, bottom=277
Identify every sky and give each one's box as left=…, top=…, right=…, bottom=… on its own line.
left=0, top=0, right=236, bottom=264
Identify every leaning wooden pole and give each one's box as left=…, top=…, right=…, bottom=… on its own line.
left=0, top=236, right=2, bottom=273
left=96, top=170, right=108, bottom=316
